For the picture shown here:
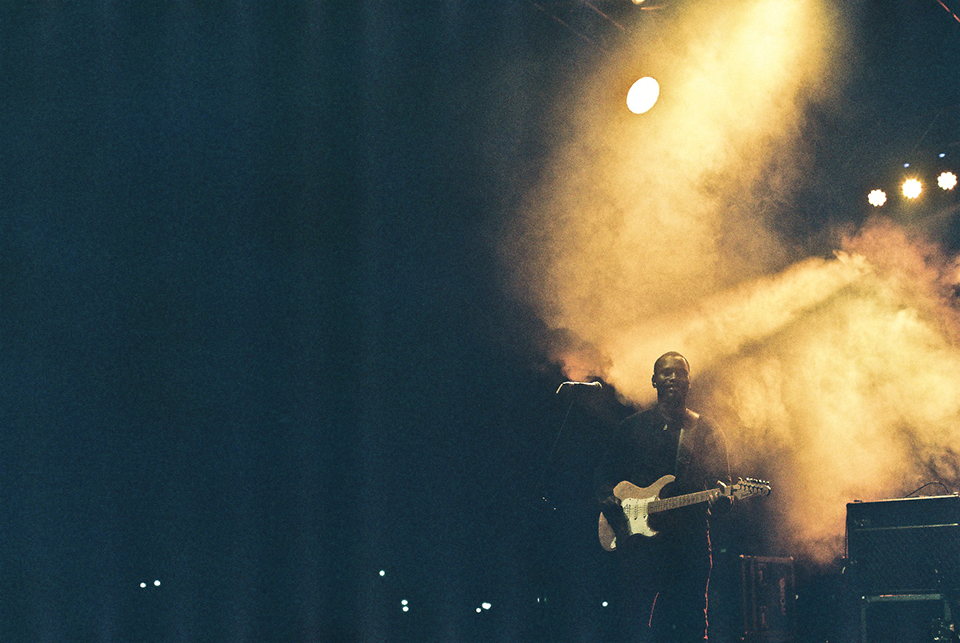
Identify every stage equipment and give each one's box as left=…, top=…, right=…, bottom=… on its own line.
left=847, top=494, right=960, bottom=643
left=859, top=592, right=953, bottom=643
left=846, top=494, right=960, bottom=594
left=740, top=555, right=795, bottom=643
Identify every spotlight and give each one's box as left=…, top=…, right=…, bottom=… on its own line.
left=938, top=171, right=957, bottom=190
left=867, top=189, right=887, bottom=207
left=626, top=77, right=660, bottom=114
left=902, top=178, right=922, bottom=199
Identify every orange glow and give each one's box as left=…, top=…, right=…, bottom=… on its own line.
left=902, top=178, right=922, bottom=199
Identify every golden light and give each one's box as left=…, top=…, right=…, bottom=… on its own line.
left=867, top=189, right=886, bottom=207
left=938, top=171, right=957, bottom=190
left=626, top=76, right=660, bottom=114
left=902, top=178, right=922, bottom=199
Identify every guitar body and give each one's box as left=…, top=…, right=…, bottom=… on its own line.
left=598, top=474, right=770, bottom=551
left=598, top=475, right=675, bottom=551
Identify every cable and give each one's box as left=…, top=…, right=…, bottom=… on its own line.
left=904, top=481, right=954, bottom=497
left=935, top=0, right=960, bottom=25
left=528, top=1, right=606, bottom=50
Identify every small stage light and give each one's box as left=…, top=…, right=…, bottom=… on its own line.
left=902, top=178, right=922, bottom=199
left=938, top=171, right=957, bottom=190
left=626, top=77, right=660, bottom=114
left=867, top=189, right=886, bottom=207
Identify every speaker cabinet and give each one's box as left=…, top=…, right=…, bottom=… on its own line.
left=846, top=495, right=960, bottom=594
left=860, top=593, right=953, bottom=643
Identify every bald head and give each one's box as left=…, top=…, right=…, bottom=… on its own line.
left=653, top=351, right=690, bottom=373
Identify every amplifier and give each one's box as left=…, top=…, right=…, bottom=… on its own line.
left=846, top=494, right=960, bottom=594
left=741, top=555, right=795, bottom=643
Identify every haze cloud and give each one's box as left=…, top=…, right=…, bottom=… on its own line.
left=505, top=0, right=960, bottom=562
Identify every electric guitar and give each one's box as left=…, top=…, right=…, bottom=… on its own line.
left=598, top=474, right=771, bottom=551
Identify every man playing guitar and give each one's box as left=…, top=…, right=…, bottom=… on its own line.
left=595, top=352, right=732, bottom=643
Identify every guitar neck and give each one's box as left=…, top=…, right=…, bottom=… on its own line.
left=648, top=488, right=720, bottom=514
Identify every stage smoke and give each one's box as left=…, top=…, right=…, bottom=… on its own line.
left=505, top=0, right=960, bottom=563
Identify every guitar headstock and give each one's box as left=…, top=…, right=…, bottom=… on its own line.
left=730, top=477, right=771, bottom=500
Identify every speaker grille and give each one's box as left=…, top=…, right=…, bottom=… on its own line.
left=847, top=496, right=960, bottom=594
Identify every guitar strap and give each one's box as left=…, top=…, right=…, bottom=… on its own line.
left=674, top=410, right=699, bottom=478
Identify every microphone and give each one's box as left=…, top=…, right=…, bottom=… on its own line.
left=555, top=381, right=602, bottom=394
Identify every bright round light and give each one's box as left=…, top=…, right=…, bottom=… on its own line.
left=938, top=171, right=957, bottom=190
left=867, top=189, right=887, bottom=207
left=902, top=178, right=922, bottom=199
left=626, top=77, right=660, bottom=114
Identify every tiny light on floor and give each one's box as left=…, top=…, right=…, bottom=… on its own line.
left=627, top=77, right=660, bottom=114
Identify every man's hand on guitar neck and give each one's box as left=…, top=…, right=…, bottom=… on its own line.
left=710, top=480, right=734, bottom=515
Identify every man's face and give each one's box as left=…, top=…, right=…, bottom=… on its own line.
left=652, top=355, right=690, bottom=403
